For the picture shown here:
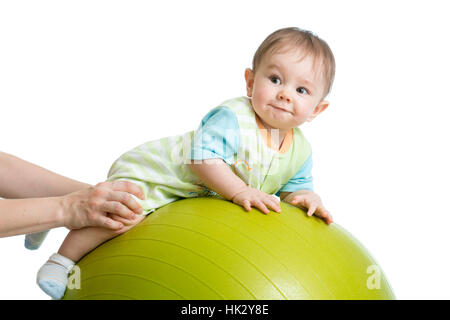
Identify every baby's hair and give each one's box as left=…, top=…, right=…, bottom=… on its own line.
left=252, top=27, right=336, bottom=98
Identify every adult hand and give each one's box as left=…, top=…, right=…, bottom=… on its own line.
left=61, top=180, right=145, bottom=230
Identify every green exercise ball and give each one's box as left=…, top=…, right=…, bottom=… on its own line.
left=63, top=198, right=395, bottom=300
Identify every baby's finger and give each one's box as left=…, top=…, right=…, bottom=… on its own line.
left=254, top=200, right=270, bottom=215
left=306, top=204, right=317, bottom=217
left=242, top=199, right=252, bottom=212
left=266, top=197, right=281, bottom=213
left=316, top=207, right=333, bottom=224
left=290, top=195, right=306, bottom=207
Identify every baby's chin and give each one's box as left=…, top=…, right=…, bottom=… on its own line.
left=268, top=112, right=307, bottom=129
left=264, top=114, right=297, bottom=129
left=254, top=108, right=296, bottom=131
left=263, top=118, right=296, bottom=132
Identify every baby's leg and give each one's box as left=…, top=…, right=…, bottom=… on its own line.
left=37, top=214, right=146, bottom=299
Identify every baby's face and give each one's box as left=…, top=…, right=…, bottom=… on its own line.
left=246, top=48, right=329, bottom=131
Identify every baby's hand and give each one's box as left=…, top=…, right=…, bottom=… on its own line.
left=287, top=191, right=333, bottom=225
left=231, top=186, right=281, bottom=214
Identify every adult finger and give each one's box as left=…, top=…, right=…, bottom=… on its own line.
left=101, top=201, right=137, bottom=221
left=96, top=215, right=124, bottom=230
left=110, top=180, right=145, bottom=200
left=108, top=191, right=143, bottom=216
left=109, top=213, right=136, bottom=226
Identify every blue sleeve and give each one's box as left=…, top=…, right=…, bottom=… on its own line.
left=189, top=107, right=240, bottom=165
left=275, top=153, right=314, bottom=196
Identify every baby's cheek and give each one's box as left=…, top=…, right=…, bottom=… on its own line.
left=250, top=97, right=265, bottom=116
left=292, top=110, right=310, bottom=125
left=252, top=84, right=271, bottom=103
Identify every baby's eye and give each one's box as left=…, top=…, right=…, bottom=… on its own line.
left=297, top=87, right=309, bottom=95
left=269, top=76, right=281, bottom=85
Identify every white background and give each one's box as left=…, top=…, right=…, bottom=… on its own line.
left=1, top=0, right=449, bottom=300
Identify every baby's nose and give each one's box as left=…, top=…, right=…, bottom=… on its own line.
left=277, top=92, right=291, bottom=103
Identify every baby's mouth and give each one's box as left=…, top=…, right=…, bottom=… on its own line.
left=270, top=104, right=291, bottom=114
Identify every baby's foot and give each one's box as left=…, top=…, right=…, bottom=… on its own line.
left=37, top=253, right=75, bottom=300
left=25, top=230, right=49, bottom=250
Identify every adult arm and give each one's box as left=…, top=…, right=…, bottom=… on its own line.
left=0, top=152, right=90, bottom=198
left=0, top=181, right=144, bottom=237
left=0, top=152, right=145, bottom=237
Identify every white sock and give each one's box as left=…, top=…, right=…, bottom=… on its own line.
left=37, top=253, right=75, bottom=300
left=25, top=230, right=49, bottom=250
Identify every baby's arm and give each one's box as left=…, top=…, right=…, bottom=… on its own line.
left=280, top=190, right=333, bottom=224
left=188, top=159, right=280, bottom=214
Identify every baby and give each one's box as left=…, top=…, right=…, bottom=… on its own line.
left=36, top=27, right=335, bottom=299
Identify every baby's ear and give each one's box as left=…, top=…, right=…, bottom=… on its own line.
left=307, top=101, right=329, bottom=122
left=245, top=68, right=254, bottom=97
